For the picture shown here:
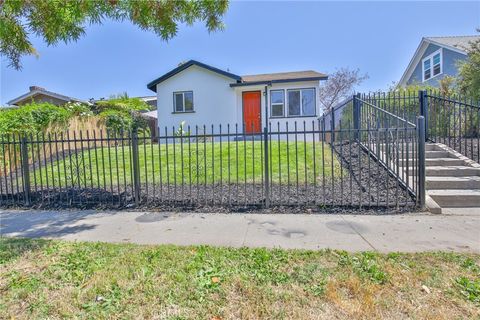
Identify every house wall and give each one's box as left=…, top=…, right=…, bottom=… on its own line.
left=154, top=66, right=323, bottom=140
left=407, top=43, right=467, bottom=87
left=155, top=65, right=237, bottom=134
left=233, top=80, right=322, bottom=135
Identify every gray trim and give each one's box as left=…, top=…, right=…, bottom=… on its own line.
left=171, top=111, right=195, bottom=114
left=230, top=76, right=327, bottom=87
left=147, top=60, right=241, bottom=92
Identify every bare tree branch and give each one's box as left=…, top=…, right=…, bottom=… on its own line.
left=319, top=68, right=368, bottom=112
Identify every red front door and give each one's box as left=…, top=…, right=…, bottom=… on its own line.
left=242, top=91, right=261, bottom=133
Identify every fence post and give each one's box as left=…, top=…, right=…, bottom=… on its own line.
left=419, top=90, right=428, bottom=141
left=20, top=136, right=31, bottom=206
left=263, top=126, right=270, bottom=208
left=331, top=108, right=335, bottom=142
left=417, top=116, right=426, bottom=209
left=353, top=93, right=361, bottom=140
left=131, top=130, right=141, bottom=205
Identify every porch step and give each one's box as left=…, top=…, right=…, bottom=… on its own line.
left=407, top=166, right=480, bottom=177
left=398, top=158, right=466, bottom=167
left=425, top=166, right=480, bottom=177
left=403, top=144, right=442, bottom=152
left=379, top=144, right=441, bottom=153
left=428, top=189, right=480, bottom=208
left=426, top=176, right=480, bottom=190
left=425, top=151, right=453, bottom=159
left=233, top=135, right=262, bottom=141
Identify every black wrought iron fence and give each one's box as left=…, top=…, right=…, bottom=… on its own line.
left=321, top=94, right=424, bottom=206
left=357, top=97, right=422, bottom=201
left=362, top=91, right=479, bottom=162
left=0, top=121, right=419, bottom=211
left=426, top=92, right=479, bottom=163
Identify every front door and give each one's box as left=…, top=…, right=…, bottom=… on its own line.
left=242, top=91, right=261, bottom=133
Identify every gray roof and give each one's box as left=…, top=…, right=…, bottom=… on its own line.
left=148, top=60, right=328, bottom=91
left=241, top=71, right=327, bottom=83
left=231, top=70, right=328, bottom=87
left=7, top=86, right=88, bottom=105
left=142, top=110, right=158, bottom=119
left=426, top=35, right=480, bottom=53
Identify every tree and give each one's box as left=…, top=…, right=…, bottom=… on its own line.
left=318, top=68, right=368, bottom=112
left=0, top=0, right=229, bottom=69
left=457, top=31, right=480, bottom=101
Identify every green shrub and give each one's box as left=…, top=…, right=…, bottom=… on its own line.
left=0, top=103, right=71, bottom=135
left=95, top=96, right=151, bottom=113
left=99, top=109, right=134, bottom=134
left=64, top=102, right=94, bottom=118
left=96, top=96, right=150, bottom=135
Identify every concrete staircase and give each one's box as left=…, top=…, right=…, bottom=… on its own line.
left=412, top=144, right=480, bottom=213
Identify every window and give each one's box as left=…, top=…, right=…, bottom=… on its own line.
left=287, top=88, right=316, bottom=117
left=433, top=53, right=441, bottom=76
left=173, top=91, right=194, bottom=112
left=422, top=49, right=442, bottom=82
left=270, top=90, right=284, bottom=117
left=423, top=59, right=431, bottom=81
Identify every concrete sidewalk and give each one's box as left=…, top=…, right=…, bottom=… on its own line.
left=1, top=209, right=479, bottom=253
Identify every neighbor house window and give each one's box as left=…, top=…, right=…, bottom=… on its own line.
left=287, top=88, right=316, bottom=117
left=173, top=91, right=194, bottom=112
left=422, top=49, right=442, bottom=82
left=270, top=90, right=285, bottom=117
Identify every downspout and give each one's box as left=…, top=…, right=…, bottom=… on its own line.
left=264, top=83, right=271, bottom=129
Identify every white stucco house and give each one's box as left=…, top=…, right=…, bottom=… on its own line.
left=147, top=60, right=328, bottom=135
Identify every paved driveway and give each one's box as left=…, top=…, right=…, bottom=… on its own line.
left=1, top=209, right=479, bottom=252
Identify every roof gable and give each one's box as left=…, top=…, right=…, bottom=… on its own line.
left=8, top=88, right=87, bottom=106
left=426, top=35, right=479, bottom=54
left=147, top=60, right=242, bottom=92
left=399, top=36, right=478, bottom=86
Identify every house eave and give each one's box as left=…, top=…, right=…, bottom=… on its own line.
left=229, top=76, right=328, bottom=87
left=147, top=60, right=242, bottom=92
left=7, top=89, right=88, bottom=105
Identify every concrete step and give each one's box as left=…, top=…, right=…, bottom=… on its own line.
left=407, top=166, right=480, bottom=177
left=398, top=158, right=466, bottom=167
left=377, top=144, right=440, bottom=152
left=425, top=166, right=480, bottom=177
left=425, top=151, right=453, bottom=159
left=426, top=176, right=480, bottom=189
left=391, top=144, right=441, bottom=151
left=428, top=189, right=480, bottom=208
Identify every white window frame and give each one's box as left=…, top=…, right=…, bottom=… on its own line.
left=270, top=89, right=285, bottom=118
left=422, top=49, right=442, bottom=82
left=286, top=88, right=317, bottom=117
left=173, top=91, right=194, bottom=113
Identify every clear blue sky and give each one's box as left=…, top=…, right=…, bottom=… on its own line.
left=1, top=1, right=479, bottom=104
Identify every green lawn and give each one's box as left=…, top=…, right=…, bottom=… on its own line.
left=0, top=238, right=478, bottom=319
left=31, top=141, right=341, bottom=187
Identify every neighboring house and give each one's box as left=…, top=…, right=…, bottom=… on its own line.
left=399, top=35, right=480, bottom=87
left=141, top=109, right=159, bottom=140
left=137, top=96, right=157, bottom=108
left=147, top=60, right=328, bottom=134
left=7, top=86, right=87, bottom=106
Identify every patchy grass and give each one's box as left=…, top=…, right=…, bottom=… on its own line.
left=31, top=141, right=341, bottom=187
left=1, top=238, right=479, bottom=319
